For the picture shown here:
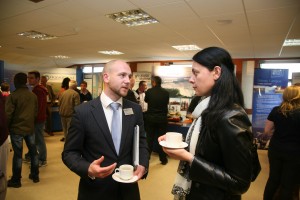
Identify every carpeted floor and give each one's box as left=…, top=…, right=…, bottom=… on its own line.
left=6, top=132, right=270, bottom=200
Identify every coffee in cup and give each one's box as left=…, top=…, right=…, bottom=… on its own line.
left=165, top=132, right=183, bottom=147
left=115, top=164, right=134, bottom=180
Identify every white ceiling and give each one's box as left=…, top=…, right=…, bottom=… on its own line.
left=0, top=0, right=299, bottom=68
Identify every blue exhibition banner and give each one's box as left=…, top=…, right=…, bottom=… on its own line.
left=253, top=68, right=288, bottom=87
left=252, top=69, right=288, bottom=138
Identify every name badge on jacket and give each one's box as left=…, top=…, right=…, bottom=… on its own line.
left=123, top=108, right=134, bottom=115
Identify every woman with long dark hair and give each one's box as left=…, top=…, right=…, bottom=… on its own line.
left=159, top=47, right=254, bottom=200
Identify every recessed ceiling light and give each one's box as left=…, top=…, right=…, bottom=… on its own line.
left=172, top=45, right=201, bottom=51
left=283, top=39, right=300, bottom=46
left=106, top=9, right=159, bottom=27
left=50, top=55, right=70, bottom=59
left=98, top=50, right=124, bottom=55
left=28, top=0, right=45, bottom=2
left=18, top=30, right=57, bottom=40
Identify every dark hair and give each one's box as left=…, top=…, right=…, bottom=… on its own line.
left=139, top=81, right=146, bottom=87
left=193, top=47, right=245, bottom=130
left=61, top=77, right=70, bottom=89
left=28, top=70, right=40, bottom=79
left=152, top=76, right=162, bottom=87
left=81, top=81, right=87, bottom=86
left=14, top=73, right=28, bottom=88
left=1, top=82, right=9, bottom=91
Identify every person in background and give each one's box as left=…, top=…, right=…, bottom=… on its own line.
left=131, top=77, right=139, bottom=100
left=263, top=85, right=300, bottom=200
left=26, top=70, right=48, bottom=167
left=56, top=77, right=70, bottom=140
left=136, top=80, right=148, bottom=112
left=124, top=76, right=139, bottom=103
left=0, top=91, right=9, bottom=198
left=0, top=82, right=10, bottom=98
left=5, top=72, right=39, bottom=188
left=41, top=75, right=55, bottom=136
left=159, top=47, right=254, bottom=200
left=79, top=80, right=92, bottom=103
left=144, top=76, right=169, bottom=165
left=58, top=80, right=80, bottom=142
left=57, top=77, right=70, bottom=100
left=62, top=60, right=149, bottom=200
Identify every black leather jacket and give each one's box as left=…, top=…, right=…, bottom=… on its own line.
left=188, top=106, right=253, bottom=200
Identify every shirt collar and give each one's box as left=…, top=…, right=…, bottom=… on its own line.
left=100, top=92, right=123, bottom=109
left=80, top=90, right=87, bottom=95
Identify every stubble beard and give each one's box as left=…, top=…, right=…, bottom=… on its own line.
left=112, top=87, right=128, bottom=98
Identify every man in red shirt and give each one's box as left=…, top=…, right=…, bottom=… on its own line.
left=26, top=71, right=48, bottom=167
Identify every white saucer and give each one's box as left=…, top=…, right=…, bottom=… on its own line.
left=159, top=141, right=188, bottom=149
left=112, top=173, right=138, bottom=183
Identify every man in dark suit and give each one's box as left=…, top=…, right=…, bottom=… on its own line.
left=144, top=76, right=170, bottom=165
left=62, top=60, right=149, bottom=200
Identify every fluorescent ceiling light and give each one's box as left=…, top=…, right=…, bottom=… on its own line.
left=50, top=55, right=70, bottom=59
left=283, top=39, right=300, bottom=46
left=172, top=45, right=201, bottom=51
left=106, top=9, right=159, bottom=27
left=18, top=30, right=57, bottom=40
left=98, top=50, right=124, bottom=55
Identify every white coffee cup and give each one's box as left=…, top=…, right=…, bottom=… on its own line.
left=165, top=132, right=182, bottom=147
left=115, top=164, right=134, bottom=180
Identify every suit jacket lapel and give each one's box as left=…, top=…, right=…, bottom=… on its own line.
left=90, top=99, right=117, bottom=154
left=119, top=100, right=134, bottom=154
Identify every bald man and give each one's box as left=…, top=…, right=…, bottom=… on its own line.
left=62, top=60, right=149, bottom=200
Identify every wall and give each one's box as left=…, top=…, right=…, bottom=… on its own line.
left=242, top=61, right=255, bottom=110
left=0, top=60, right=4, bottom=83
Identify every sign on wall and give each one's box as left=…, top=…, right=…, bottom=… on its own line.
left=132, top=72, right=152, bottom=90
left=252, top=69, right=288, bottom=138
